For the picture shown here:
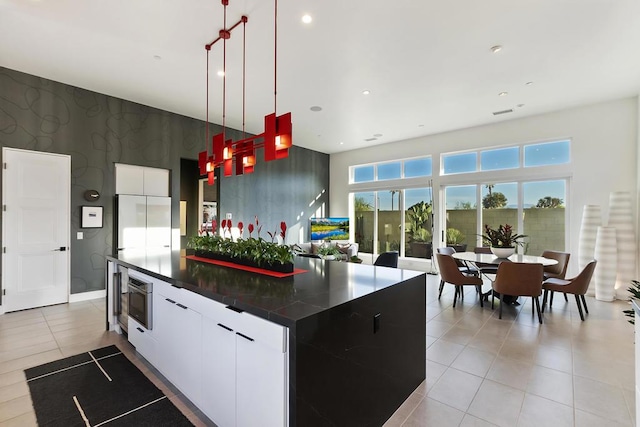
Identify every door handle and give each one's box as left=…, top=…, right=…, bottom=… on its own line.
left=53, top=247, right=67, bottom=251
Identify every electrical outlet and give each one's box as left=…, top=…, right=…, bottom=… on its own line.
left=77, top=232, right=83, bottom=240
left=226, top=213, right=232, bottom=220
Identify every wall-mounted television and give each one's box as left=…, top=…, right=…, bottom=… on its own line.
left=310, top=217, right=350, bottom=241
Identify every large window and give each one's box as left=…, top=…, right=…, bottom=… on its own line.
left=352, top=187, right=433, bottom=258
left=351, top=157, right=432, bottom=183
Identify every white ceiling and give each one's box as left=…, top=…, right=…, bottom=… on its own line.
left=1, top=0, right=640, bottom=155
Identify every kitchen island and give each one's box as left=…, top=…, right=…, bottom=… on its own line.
left=106, top=250, right=426, bottom=426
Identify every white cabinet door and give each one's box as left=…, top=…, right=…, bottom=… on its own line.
left=236, top=330, right=287, bottom=427
left=128, top=316, right=157, bottom=363
left=115, top=164, right=144, bottom=195
left=201, top=315, right=237, bottom=427
left=143, top=168, right=170, bottom=197
left=155, top=290, right=202, bottom=405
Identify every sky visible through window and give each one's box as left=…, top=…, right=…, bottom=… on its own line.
left=446, top=180, right=565, bottom=209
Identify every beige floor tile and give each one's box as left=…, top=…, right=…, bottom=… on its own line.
left=0, top=333, right=56, bottom=353
left=0, top=370, right=25, bottom=389
left=526, top=365, right=573, bottom=406
left=427, top=339, right=465, bottom=366
left=383, top=392, right=424, bottom=425
left=485, top=356, right=533, bottom=391
left=517, top=393, right=573, bottom=427
left=0, top=340, right=59, bottom=364
left=574, top=375, right=632, bottom=425
left=0, top=321, right=50, bottom=339
left=459, top=414, right=499, bottom=426
left=497, top=338, right=538, bottom=364
left=428, top=367, right=483, bottom=412
left=0, top=381, right=29, bottom=404
left=467, top=333, right=504, bottom=356
left=574, top=408, right=632, bottom=427
left=427, top=320, right=454, bottom=338
left=0, top=395, right=33, bottom=422
left=467, top=380, right=525, bottom=427
left=0, top=410, right=37, bottom=427
left=440, top=325, right=478, bottom=346
left=622, top=388, right=635, bottom=424
left=534, top=344, right=573, bottom=373
left=402, top=396, right=465, bottom=426
left=451, top=346, right=496, bottom=378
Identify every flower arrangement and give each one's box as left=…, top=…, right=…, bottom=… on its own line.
left=189, top=216, right=294, bottom=273
left=480, top=224, right=527, bottom=248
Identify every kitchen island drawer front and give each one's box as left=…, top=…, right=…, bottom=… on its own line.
left=128, top=316, right=157, bottom=364
left=238, top=312, right=287, bottom=353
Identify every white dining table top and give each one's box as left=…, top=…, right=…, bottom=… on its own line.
left=451, top=251, right=559, bottom=266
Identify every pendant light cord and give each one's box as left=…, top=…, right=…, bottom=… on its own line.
left=242, top=18, right=246, bottom=139
left=222, top=0, right=227, bottom=140
left=274, top=0, right=277, bottom=114
left=206, top=49, right=209, bottom=153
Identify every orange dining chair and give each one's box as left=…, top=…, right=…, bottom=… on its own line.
left=542, top=260, right=596, bottom=321
left=436, top=253, right=484, bottom=308
left=492, top=262, right=544, bottom=323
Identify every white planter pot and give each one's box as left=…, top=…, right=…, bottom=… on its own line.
left=608, top=192, right=636, bottom=300
left=491, top=247, right=515, bottom=258
left=579, top=205, right=602, bottom=296
left=594, top=226, right=617, bottom=302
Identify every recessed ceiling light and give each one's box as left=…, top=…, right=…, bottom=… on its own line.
left=302, top=14, right=312, bottom=24
left=373, top=133, right=383, bottom=137
left=217, top=70, right=225, bottom=77
left=517, top=104, right=525, bottom=108
left=499, top=91, right=508, bottom=97
left=153, top=55, right=162, bottom=60
left=418, top=124, right=424, bottom=127
left=362, top=90, right=370, bottom=95
left=490, top=45, right=503, bottom=53
left=339, top=142, right=344, bottom=145
left=525, top=81, right=534, bottom=86
left=310, top=106, right=322, bottom=112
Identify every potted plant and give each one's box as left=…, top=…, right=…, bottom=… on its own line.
left=446, top=228, right=467, bottom=252
left=406, top=201, right=433, bottom=259
left=318, top=245, right=341, bottom=260
left=479, top=223, right=527, bottom=258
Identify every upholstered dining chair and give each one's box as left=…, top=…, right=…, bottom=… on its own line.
left=541, top=250, right=571, bottom=305
left=542, top=260, right=597, bottom=321
left=374, top=251, right=399, bottom=268
left=436, top=247, right=479, bottom=299
left=436, top=253, right=484, bottom=308
left=473, top=246, right=499, bottom=275
left=492, top=262, right=545, bottom=323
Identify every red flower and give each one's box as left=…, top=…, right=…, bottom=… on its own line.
left=280, top=221, right=287, bottom=239
left=211, top=219, right=217, bottom=234
left=221, top=219, right=227, bottom=230
left=248, top=223, right=254, bottom=237
left=238, top=221, right=244, bottom=236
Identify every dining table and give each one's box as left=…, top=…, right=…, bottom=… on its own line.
left=451, top=251, right=558, bottom=303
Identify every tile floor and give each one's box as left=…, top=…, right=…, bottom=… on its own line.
left=0, top=272, right=636, bottom=427
left=0, top=298, right=214, bottom=427
left=384, top=275, right=636, bottom=427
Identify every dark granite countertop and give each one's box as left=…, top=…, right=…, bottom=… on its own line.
left=106, top=250, right=425, bottom=328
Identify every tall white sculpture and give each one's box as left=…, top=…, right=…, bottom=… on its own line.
left=594, top=226, right=618, bottom=302
left=607, top=191, right=637, bottom=299
left=578, top=205, right=602, bottom=296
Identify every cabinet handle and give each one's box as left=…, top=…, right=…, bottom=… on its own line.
left=137, top=327, right=144, bottom=333
left=236, top=332, right=254, bottom=342
left=165, top=298, right=176, bottom=304
left=226, top=305, right=244, bottom=313
left=217, top=323, right=233, bottom=332
left=176, top=303, right=188, bottom=310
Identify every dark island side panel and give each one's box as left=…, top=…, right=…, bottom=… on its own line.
left=293, top=274, right=426, bottom=426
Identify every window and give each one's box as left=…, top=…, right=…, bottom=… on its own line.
left=351, top=157, right=432, bottom=183
left=442, top=152, right=477, bottom=175
left=377, top=162, right=401, bottom=181
left=404, top=158, right=432, bottom=178
left=524, top=140, right=570, bottom=167
left=481, top=147, right=519, bottom=171
left=353, top=165, right=374, bottom=183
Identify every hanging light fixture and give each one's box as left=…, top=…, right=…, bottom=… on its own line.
left=198, top=0, right=293, bottom=185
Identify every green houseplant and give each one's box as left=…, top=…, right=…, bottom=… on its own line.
left=406, top=201, right=433, bottom=258
left=318, top=245, right=341, bottom=260
left=479, top=223, right=527, bottom=258
left=446, top=228, right=466, bottom=252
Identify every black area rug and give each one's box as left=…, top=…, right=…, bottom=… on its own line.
left=25, top=345, right=193, bottom=427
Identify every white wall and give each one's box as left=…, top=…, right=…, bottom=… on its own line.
left=330, top=96, right=639, bottom=275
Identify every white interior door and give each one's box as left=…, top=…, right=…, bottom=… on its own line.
left=2, top=148, right=70, bottom=312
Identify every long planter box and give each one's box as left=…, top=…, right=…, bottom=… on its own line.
left=194, top=249, right=294, bottom=273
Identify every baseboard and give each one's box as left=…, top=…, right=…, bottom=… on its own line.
left=69, top=289, right=106, bottom=303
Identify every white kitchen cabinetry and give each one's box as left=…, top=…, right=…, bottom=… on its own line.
left=153, top=282, right=202, bottom=407
left=201, top=299, right=288, bottom=427
left=128, top=316, right=157, bottom=363
left=115, top=163, right=169, bottom=197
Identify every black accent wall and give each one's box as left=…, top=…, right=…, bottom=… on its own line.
left=0, top=67, right=329, bottom=295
